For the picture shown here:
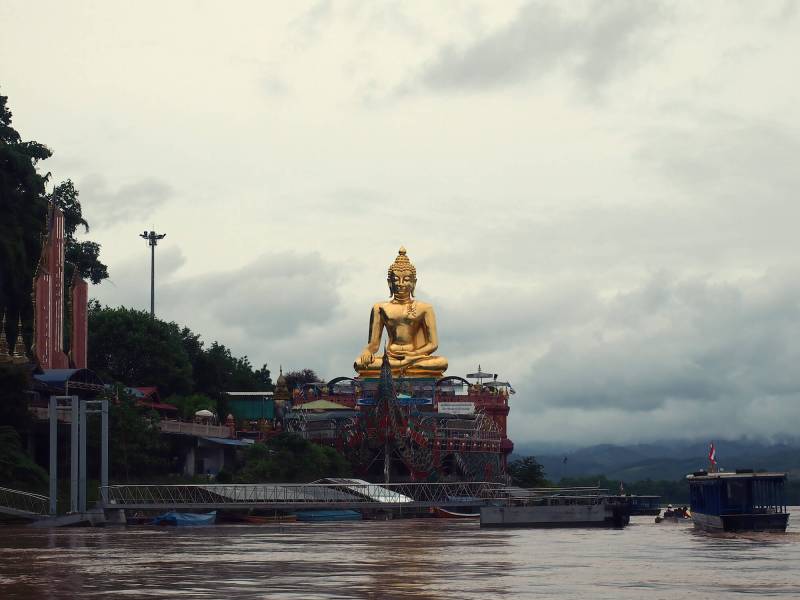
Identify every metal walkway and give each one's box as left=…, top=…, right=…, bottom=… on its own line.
left=0, top=487, right=50, bottom=520
left=102, top=480, right=505, bottom=511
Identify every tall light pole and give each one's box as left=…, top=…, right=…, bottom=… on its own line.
left=140, top=230, right=166, bottom=319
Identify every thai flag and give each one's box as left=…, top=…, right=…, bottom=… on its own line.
left=708, top=442, right=717, bottom=465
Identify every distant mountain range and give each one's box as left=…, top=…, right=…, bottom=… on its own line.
left=513, top=439, right=800, bottom=482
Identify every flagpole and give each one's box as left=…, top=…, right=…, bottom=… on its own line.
left=708, top=442, right=717, bottom=473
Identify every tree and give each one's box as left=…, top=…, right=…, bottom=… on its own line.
left=0, top=364, right=42, bottom=492
left=0, top=426, right=47, bottom=490
left=49, top=179, right=108, bottom=284
left=283, top=368, right=324, bottom=390
left=0, top=94, right=108, bottom=352
left=508, top=456, right=548, bottom=488
left=166, top=393, right=216, bottom=420
left=0, top=363, right=34, bottom=434
left=104, top=390, right=170, bottom=480
left=88, top=304, right=266, bottom=409
left=0, top=93, right=50, bottom=343
left=88, top=305, right=194, bottom=396
left=236, top=433, right=351, bottom=483
left=254, top=364, right=273, bottom=390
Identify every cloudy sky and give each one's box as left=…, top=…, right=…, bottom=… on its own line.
left=3, top=1, right=800, bottom=446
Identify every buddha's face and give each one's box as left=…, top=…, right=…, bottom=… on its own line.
left=388, top=270, right=416, bottom=300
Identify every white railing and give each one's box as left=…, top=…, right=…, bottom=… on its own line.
left=102, top=481, right=506, bottom=509
left=0, top=487, right=50, bottom=517
left=159, top=420, right=232, bottom=438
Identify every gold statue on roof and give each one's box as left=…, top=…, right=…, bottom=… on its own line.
left=354, top=247, right=448, bottom=378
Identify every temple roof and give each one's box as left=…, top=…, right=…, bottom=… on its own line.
left=33, top=368, right=105, bottom=391
left=295, top=399, right=352, bottom=411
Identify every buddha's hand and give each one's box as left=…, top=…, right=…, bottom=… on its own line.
left=358, top=350, right=374, bottom=368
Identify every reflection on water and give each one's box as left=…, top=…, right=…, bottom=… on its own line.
left=1, top=513, right=799, bottom=599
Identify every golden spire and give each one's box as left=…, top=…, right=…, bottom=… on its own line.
left=0, top=312, right=11, bottom=363
left=274, top=365, right=290, bottom=405
left=11, top=316, right=28, bottom=364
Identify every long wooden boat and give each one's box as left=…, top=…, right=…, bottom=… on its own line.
left=432, top=506, right=479, bottom=519
left=242, top=514, right=297, bottom=524
left=687, top=470, right=790, bottom=532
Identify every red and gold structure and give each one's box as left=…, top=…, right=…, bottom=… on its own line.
left=31, top=206, right=88, bottom=369
left=283, top=247, right=514, bottom=482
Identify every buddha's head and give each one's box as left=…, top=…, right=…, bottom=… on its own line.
left=387, top=246, right=416, bottom=300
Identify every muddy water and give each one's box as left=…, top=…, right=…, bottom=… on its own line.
left=1, top=513, right=798, bottom=599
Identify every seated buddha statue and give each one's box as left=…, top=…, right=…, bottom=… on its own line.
left=354, top=247, right=448, bottom=378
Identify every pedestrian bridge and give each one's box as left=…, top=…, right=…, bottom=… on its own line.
left=0, top=487, right=50, bottom=520
left=101, top=479, right=505, bottom=511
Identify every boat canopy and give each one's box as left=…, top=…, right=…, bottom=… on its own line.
left=688, top=471, right=788, bottom=516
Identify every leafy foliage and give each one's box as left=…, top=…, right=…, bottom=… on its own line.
left=105, top=390, right=170, bottom=480
left=0, top=94, right=107, bottom=351
left=236, top=433, right=351, bottom=483
left=0, top=93, right=49, bottom=340
left=0, top=426, right=48, bottom=490
left=88, top=305, right=266, bottom=410
left=192, top=342, right=261, bottom=398
left=166, top=393, right=217, bottom=420
left=507, top=456, right=548, bottom=488
left=253, top=364, right=273, bottom=390
left=283, top=368, right=324, bottom=390
left=88, top=306, right=194, bottom=397
left=0, top=363, right=33, bottom=434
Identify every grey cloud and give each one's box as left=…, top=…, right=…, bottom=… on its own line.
left=528, top=270, right=800, bottom=416
left=92, top=249, right=346, bottom=373
left=79, top=174, right=173, bottom=228
left=260, top=75, right=289, bottom=96
left=639, top=116, right=800, bottom=202
left=411, top=0, right=667, bottom=94
left=435, top=280, right=598, bottom=357
left=93, top=246, right=187, bottom=309
left=157, top=251, right=341, bottom=340
left=290, top=0, right=333, bottom=41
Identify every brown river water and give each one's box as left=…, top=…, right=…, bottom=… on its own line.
left=1, top=513, right=798, bottom=599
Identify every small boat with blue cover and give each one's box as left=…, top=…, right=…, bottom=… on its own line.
left=151, top=511, right=216, bottom=526
left=687, top=470, right=790, bottom=532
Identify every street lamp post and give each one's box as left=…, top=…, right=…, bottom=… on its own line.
left=140, top=230, right=166, bottom=318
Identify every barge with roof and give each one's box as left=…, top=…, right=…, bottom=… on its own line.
left=687, top=470, right=790, bottom=532
left=480, top=487, right=630, bottom=528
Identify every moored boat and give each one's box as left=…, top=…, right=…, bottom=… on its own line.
left=627, top=495, right=662, bottom=516
left=432, top=506, right=479, bottom=519
left=242, top=514, right=297, bottom=524
left=480, top=490, right=630, bottom=528
left=687, top=470, right=790, bottom=533
left=151, top=511, right=216, bottom=526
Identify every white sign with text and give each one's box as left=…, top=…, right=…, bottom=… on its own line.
left=437, top=402, right=475, bottom=415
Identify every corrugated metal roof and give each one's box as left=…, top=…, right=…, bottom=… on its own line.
left=200, top=437, right=254, bottom=447
left=296, top=399, right=353, bottom=410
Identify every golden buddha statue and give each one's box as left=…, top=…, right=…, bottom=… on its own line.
left=354, top=247, right=448, bottom=378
